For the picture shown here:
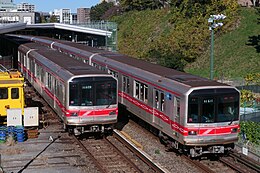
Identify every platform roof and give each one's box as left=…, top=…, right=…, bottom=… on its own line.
left=26, top=23, right=113, bottom=37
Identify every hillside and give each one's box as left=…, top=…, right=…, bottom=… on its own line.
left=186, top=7, right=260, bottom=80
left=112, top=7, right=259, bottom=80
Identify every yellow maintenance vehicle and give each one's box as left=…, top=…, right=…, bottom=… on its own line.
left=0, top=64, right=25, bottom=124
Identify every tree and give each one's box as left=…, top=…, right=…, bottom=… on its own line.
left=40, top=15, right=47, bottom=23
left=90, top=1, right=114, bottom=21
left=49, top=15, right=58, bottom=23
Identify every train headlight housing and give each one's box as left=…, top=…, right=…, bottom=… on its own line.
left=109, top=110, right=116, bottom=115
left=71, top=112, right=78, bottom=116
left=188, top=131, right=197, bottom=135
left=231, top=128, right=238, bottom=133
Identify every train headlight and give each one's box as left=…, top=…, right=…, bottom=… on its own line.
left=71, top=112, right=78, bottom=116
left=231, top=128, right=238, bottom=133
left=188, top=131, right=197, bottom=135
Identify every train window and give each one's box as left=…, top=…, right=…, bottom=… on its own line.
left=217, top=96, right=239, bottom=122
left=18, top=52, right=20, bottom=62
left=26, top=57, right=29, bottom=69
left=108, top=69, right=118, bottom=78
left=36, top=64, right=40, bottom=78
left=176, top=97, right=180, bottom=118
left=0, top=88, right=8, bottom=99
left=153, top=89, right=165, bottom=111
left=134, top=80, right=148, bottom=103
left=23, top=55, right=26, bottom=68
left=46, top=72, right=52, bottom=90
left=11, top=88, right=19, bottom=99
left=155, top=90, right=159, bottom=109
left=122, top=76, right=130, bottom=94
left=40, top=68, right=45, bottom=83
left=134, top=81, right=140, bottom=99
left=188, top=97, right=198, bottom=123
left=160, top=92, right=165, bottom=111
left=144, top=85, right=148, bottom=103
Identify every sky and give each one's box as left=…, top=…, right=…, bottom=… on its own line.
left=15, top=0, right=100, bottom=13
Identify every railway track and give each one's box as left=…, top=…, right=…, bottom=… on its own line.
left=219, top=151, right=260, bottom=173
left=73, top=130, right=168, bottom=173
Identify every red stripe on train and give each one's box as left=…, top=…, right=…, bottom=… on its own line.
left=119, top=91, right=239, bottom=136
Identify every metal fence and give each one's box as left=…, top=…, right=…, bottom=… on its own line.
left=240, top=100, right=260, bottom=122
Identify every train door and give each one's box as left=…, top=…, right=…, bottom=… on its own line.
left=121, top=75, right=130, bottom=104
left=173, top=97, right=181, bottom=137
left=152, top=89, right=163, bottom=127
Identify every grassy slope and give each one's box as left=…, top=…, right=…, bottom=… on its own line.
left=114, top=8, right=260, bottom=79
left=185, top=8, right=260, bottom=79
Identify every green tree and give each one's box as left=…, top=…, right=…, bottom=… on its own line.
left=49, top=15, right=58, bottom=23
left=120, top=0, right=163, bottom=11
left=40, top=15, right=47, bottom=23
left=90, top=1, right=114, bottom=21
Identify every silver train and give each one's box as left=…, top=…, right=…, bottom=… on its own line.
left=12, top=35, right=240, bottom=157
left=17, top=41, right=118, bottom=135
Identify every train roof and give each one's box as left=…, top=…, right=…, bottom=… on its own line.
left=18, top=42, right=109, bottom=76
left=56, top=40, right=228, bottom=87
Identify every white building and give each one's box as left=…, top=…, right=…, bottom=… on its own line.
left=100, top=0, right=119, bottom=5
left=17, top=2, right=35, bottom=12
left=0, top=0, right=16, bottom=11
left=53, top=9, right=72, bottom=24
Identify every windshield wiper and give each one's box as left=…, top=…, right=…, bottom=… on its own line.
left=106, top=96, right=114, bottom=108
left=228, top=116, right=234, bottom=125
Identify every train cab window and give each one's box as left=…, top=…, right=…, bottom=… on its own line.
left=201, top=98, right=214, bottom=123
left=11, top=88, right=19, bottom=99
left=0, top=88, right=8, bottom=99
left=188, top=98, right=198, bottom=123
left=122, top=76, right=130, bottom=94
left=134, top=80, right=148, bottom=103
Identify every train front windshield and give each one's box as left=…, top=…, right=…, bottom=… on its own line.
left=188, top=88, right=239, bottom=123
left=69, top=77, right=117, bottom=106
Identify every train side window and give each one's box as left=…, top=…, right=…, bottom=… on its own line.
left=160, top=92, right=165, bottom=111
left=11, top=88, right=19, bottom=99
left=144, top=85, right=148, bottom=103
left=0, top=88, right=8, bottom=99
left=40, top=68, right=45, bottom=83
left=155, top=90, right=159, bottom=109
left=108, top=69, right=118, bottom=78
left=46, top=72, right=52, bottom=90
left=154, top=89, right=165, bottom=111
left=134, top=81, right=140, bottom=99
left=18, top=52, right=21, bottom=62
left=134, top=80, right=148, bottom=103
left=122, top=75, right=130, bottom=94
left=36, top=64, right=40, bottom=78
left=176, top=97, right=180, bottom=118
